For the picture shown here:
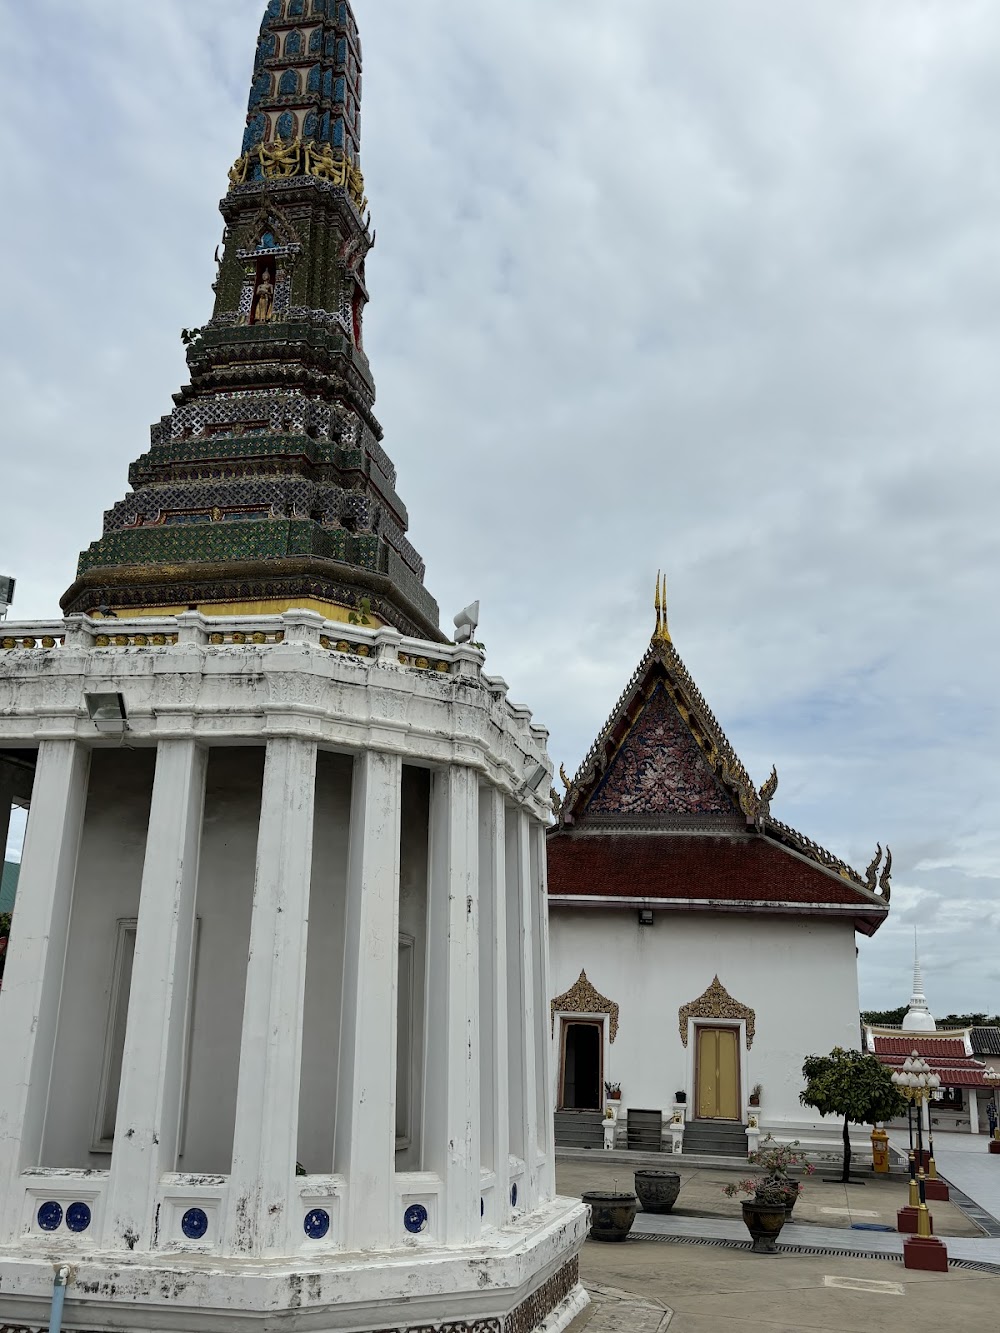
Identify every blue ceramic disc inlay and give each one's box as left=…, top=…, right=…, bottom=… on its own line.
left=181, top=1207, right=209, bottom=1240
left=511, top=1183, right=518, bottom=1208
left=403, top=1203, right=428, bottom=1234
left=66, top=1202, right=92, bottom=1233
left=37, top=1201, right=63, bottom=1232
left=303, top=1208, right=330, bottom=1239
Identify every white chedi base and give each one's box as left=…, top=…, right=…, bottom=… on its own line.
left=0, top=611, right=585, bottom=1333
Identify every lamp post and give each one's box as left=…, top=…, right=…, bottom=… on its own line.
left=891, top=1053, right=940, bottom=1237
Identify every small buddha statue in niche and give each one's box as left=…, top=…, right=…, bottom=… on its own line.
left=253, top=268, right=275, bottom=323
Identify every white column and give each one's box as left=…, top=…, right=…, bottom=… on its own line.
left=531, top=820, right=556, bottom=1202
left=335, top=749, right=402, bottom=1251
left=478, top=787, right=510, bottom=1225
left=103, top=740, right=207, bottom=1250
left=516, top=810, right=541, bottom=1209
left=968, top=1089, right=979, bottom=1135
left=505, top=811, right=526, bottom=1171
left=224, top=737, right=317, bottom=1257
left=423, top=766, right=480, bottom=1244
left=0, top=741, right=90, bottom=1241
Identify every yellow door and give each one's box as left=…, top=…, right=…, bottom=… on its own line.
left=696, top=1027, right=740, bottom=1120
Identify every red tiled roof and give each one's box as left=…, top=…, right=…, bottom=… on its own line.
left=546, top=831, right=887, bottom=933
left=874, top=1037, right=968, bottom=1060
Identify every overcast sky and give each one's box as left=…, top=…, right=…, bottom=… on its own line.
left=3, top=0, right=1000, bottom=1016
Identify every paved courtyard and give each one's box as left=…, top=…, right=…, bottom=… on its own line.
left=558, top=1136, right=1000, bottom=1332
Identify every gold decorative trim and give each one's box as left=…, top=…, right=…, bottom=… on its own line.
left=551, top=969, right=619, bottom=1043
left=229, top=138, right=367, bottom=211
left=678, top=975, right=755, bottom=1049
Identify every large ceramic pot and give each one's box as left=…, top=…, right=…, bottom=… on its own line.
left=582, top=1191, right=638, bottom=1242
left=781, top=1182, right=800, bottom=1219
left=634, top=1170, right=681, bottom=1214
left=741, top=1198, right=786, bottom=1254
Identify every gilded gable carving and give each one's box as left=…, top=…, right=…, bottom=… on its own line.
left=678, top=975, right=755, bottom=1048
left=551, top=969, right=619, bottom=1042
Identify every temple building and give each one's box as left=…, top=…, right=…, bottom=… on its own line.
left=547, top=583, right=891, bottom=1155
left=0, top=5, right=586, bottom=1332
left=866, top=950, right=996, bottom=1136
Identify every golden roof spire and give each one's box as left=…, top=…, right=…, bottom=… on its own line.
left=654, top=570, right=671, bottom=642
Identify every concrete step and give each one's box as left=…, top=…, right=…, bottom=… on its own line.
left=555, top=1109, right=604, bottom=1149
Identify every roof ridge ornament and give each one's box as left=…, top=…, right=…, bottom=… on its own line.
left=654, top=570, right=671, bottom=643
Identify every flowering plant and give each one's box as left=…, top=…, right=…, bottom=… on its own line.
left=748, top=1134, right=815, bottom=1178
left=604, top=1081, right=621, bottom=1098
left=722, top=1136, right=815, bottom=1201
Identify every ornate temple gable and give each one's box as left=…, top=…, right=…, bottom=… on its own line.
left=679, top=976, right=756, bottom=1049
left=585, top=681, right=736, bottom=820
left=550, top=970, right=620, bottom=1042
left=553, top=581, right=891, bottom=908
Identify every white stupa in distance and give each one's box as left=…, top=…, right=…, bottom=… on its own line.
left=902, top=936, right=937, bottom=1032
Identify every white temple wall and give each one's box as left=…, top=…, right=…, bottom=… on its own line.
left=549, top=908, right=861, bottom=1134
left=181, top=747, right=262, bottom=1174
left=41, top=749, right=155, bottom=1169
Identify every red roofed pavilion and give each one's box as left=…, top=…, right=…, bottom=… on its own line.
left=546, top=580, right=891, bottom=1156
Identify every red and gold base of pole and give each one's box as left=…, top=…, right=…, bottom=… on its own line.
left=903, top=1205, right=948, bottom=1271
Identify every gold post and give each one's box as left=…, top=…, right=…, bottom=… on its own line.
left=916, top=1167, right=932, bottom=1238
left=907, top=1150, right=919, bottom=1208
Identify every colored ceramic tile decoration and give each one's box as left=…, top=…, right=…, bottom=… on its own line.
left=63, top=0, right=441, bottom=641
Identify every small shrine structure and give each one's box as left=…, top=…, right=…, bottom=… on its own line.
left=547, top=580, right=891, bottom=1154
left=0, top=4, right=586, bottom=1332
left=866, top=950, right=995, bottom=1135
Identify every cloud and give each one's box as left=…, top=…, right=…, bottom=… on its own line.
left=3, top=0, right=1000, bottom=1011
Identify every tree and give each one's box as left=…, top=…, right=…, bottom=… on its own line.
left=940, top=1013, right=1000, bottom=1029
left=860, top=1005, right=908, bottom=1026
left=800, top=1047, right=907, bottom=1182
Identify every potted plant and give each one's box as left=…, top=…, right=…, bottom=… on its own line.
left=674, top=1089, right=687, bottom=1104
left=724, top=1176, right=789, bottom=1253
left=581, top=1189, right=638, bottom=1242
left=604, top=1081, right=622, bottom=1102
left=724, top=1135, right=815, bottom=1220
left=749, top=1083, right=762, bottom=1107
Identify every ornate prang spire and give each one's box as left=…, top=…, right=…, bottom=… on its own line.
left=62, top=0, right=442, bottom=639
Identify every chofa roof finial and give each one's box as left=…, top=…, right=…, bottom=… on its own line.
left=654, top=571, right=671, bottom=643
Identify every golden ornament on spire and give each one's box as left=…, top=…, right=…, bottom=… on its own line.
left=654, top=570, right=671, bottom=642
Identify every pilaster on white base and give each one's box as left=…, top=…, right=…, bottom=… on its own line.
left=478, top=786, right=511, bottom=1227
left=531, top=821, right=556, bottom=1202
left=513, top=810, right=541, bottom=1210
left=224, top=737, right=318, bottom=1257
left=0, top=740, right=90, bottom=1242
left=104, top=741, right=207, bottom=1251
left=335, top=748, right=402, bottom=1251
left=424, top=766, right=481, bottom=1245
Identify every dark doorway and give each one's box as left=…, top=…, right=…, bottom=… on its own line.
left=560, top=1021, right=602, bottom=1109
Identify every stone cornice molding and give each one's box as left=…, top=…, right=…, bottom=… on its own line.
left=0, top=614, right=553, bottom=822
